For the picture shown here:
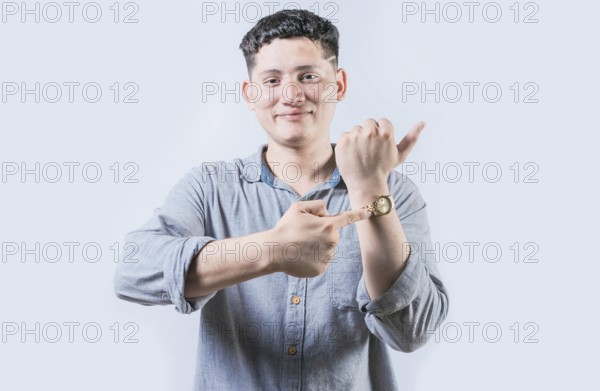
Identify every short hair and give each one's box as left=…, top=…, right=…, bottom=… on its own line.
left=239, top=9, right=339, bottom=76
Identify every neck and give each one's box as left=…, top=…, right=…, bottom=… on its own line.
left=263, top=140, right=336, bottom=186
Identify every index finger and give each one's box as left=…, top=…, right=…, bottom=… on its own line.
left=296, top=199, right=329, bottom=217
left=328, top=208, right=372, bottom=229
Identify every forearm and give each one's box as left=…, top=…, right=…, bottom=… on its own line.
left=184, top=229, right=280, bottom=298
left=348, top=182, right=411, bottom=300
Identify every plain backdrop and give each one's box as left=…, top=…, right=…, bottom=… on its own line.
left=1, top=0, right=599, bottom=390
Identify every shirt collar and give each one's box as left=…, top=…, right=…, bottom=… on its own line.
left=240, top=143, right=343, bottom=189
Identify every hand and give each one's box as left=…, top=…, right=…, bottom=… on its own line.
left=335, top=118, right=425, bottom=191
left=270, top=199, right=371, bottom=278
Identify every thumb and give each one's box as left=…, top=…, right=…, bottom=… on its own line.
left=296, top=199, right=329, bottom=217
left=396, top=121, right=425, bottom=164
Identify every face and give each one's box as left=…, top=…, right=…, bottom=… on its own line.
left=242, top=37, right=347, bottom=148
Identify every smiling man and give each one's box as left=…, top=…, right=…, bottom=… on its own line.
left=114, top=9, right=449, bottom=391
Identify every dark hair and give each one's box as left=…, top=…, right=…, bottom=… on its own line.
left=239, top=9, right=339, bottom=76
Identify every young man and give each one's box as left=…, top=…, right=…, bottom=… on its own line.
left=114, top=9, right=448, bottom=390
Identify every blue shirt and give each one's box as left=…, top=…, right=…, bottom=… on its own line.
left=114, top=143, right=449, bottom=390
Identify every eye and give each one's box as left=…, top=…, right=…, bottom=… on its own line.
left=263, top=78, right=280, bottom=86
left=301, top=74, right=319, bottom=82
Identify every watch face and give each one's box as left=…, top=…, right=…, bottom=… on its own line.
left=376, top=197, right=392, bottom=214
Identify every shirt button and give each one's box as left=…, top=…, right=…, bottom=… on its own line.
left=287, top=346, right=297, bottom=355
left=291, top=295, right=301, bottom=305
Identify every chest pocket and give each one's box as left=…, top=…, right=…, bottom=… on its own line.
left=327, top=224, right=363, bottom=311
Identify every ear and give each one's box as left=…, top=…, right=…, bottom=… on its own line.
left=335, top=68, right=348, bottom=102
left=241, top=80, right=258, bottom=111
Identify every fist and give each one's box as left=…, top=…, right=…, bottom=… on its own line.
left=335, top=118, right=425, bottom=191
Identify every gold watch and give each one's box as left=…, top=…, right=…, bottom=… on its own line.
left=362, top=195, right=395, bottom=217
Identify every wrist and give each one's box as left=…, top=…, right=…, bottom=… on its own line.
left=260, top=228, right=284, bottom=274
left=241, top=229, right=279, bottom=275
left=347, top=183, right=391, bottom=209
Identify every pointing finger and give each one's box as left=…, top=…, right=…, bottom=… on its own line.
left=328, top=208, right=372, bottom=229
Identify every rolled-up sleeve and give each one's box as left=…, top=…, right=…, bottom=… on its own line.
left=114, top=168, right=217, bottom=314
left=356, top=173, right=449, bottom=352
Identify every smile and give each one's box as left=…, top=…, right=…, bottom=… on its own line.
left=277, top=111, right=312, bottom=121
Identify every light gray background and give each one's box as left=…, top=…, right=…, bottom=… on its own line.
left=1, top=0, right=598, bottom=390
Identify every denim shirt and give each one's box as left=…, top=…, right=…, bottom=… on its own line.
left=114, top=143, right=449, bottom=391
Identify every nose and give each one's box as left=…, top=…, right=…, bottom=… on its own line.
left=282, top=81, right=305, bottom=105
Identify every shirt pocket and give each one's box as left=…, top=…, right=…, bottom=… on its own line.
left=327, top=225, right=363, bottom=311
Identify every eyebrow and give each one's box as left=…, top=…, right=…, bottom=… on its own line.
left=258, top=65, right=321, bottom=77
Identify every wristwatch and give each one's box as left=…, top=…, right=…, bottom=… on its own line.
left=362, top=195, right=395, bottom=217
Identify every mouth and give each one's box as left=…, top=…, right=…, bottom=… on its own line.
left=276, top=111, right=312, bottom=121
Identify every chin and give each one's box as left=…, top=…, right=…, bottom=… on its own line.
left=275, top=121, right=307, bottom=134
left=267, top=128, right=310, bottom=146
